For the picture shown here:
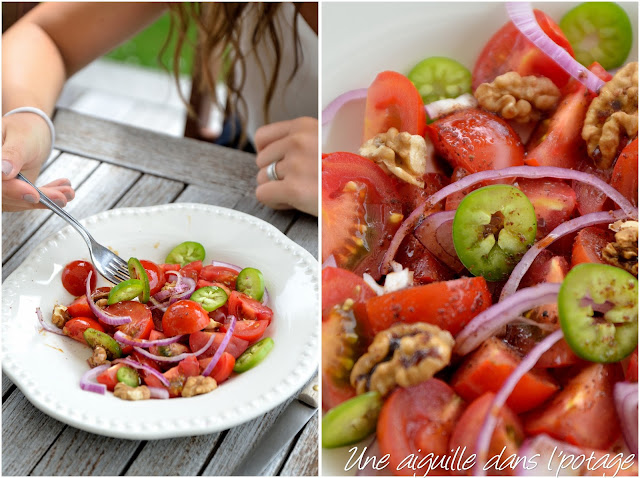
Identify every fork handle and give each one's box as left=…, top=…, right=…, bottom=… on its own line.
left=17, top=173, right=95, bottom=247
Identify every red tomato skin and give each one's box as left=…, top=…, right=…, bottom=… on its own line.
left=222, top=318, right=268, bottom=343
left=66, top=287, right=111, bottom=319
left=199, top=353, right=235, bottom=384
left=63, top=317, right=105, bottom=345
left=200, top=265, right=238, bottom=289
left=160, top=263, right=181, bottom=273
left=162, top=300, right=210, bottom=336
left=61, top=260, right=97, bottom=297
left=140, top=260, right=165, bottom=296
left=451, top=337, right=558, bottom=413
left=131, top=350, right=165, bottom=389
left=571, top=226, right=615, bottom=267
left=363, top=70, right=426, bottom=142
left=472, top=10, right=574, bottom=89
left=625, top=349, right=638, bottom=382
left=610, top=139, right=638, bottom=207
left=427, top=108, right=524, bottom=173
left=227, top=291, right=274, bottom=324
left=189, top=331, right=249, bottom=359
left=96, top=364, right=124, bottom=392
left=321, top=266, right=377, bottom=322
left=364, top=277, right=492, bottom=338
left=180, top=261, right=202, bottom=282
left=524, top=364, right=622, bottom=449
left=377, top=379, right=465, bottom=476
left=516, top=178, right=577, bottom=239
left=395, top=235, right=456, bottom=285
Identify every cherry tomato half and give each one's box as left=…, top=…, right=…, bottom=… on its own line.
left=61, top=260, right=97, bottom=297
left=162, top=300, right=210, bottom=337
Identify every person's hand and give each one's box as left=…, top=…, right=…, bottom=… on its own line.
left=2, top=112, right=74, bottom=211
left=255, top=116, right=318, bottom=216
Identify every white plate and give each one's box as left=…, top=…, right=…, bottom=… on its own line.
left=321, top=2, right=637, bottom=475
left=2, top=203, right=319, bottom=439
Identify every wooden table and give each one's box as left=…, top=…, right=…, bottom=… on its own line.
left=2, top=109, right=319, bottom=476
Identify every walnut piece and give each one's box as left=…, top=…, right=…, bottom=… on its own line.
left=359, top=127, right=432, bottom=188
left=204, top=319, right=222, bottom=331
left=603, top=220, right=638, bottom=276
left=162, top=281, right=177, bottom=291
left=51, top=304, right=71, bottom=328
left=181, top=375, right=217, bottom=397
left=87, top=346, right=110, bottom=368
left=350, top=322, right=454, bottom=397
left=114, top=382, right=151, bottom=401
left=474, top=72, right=561, bottom=123
left=582, top=62, right=638, bottom=169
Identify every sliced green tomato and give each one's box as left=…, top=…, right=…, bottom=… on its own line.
left=321, top=391, right=383, bottom=448
left=116, top=366, right=140, bottom=387
left=165, top=241, right=206, bottom=267
left=107, top=279, right=144, bottom=305
left=233, top=337, right=274, bottom=373
left=128, top=257, right=150, bottom=303
left=236, top=267, right=265, bottom=301
left=190, top=286, right=228, bottom=312
left=452, top=185, right=537, bottom=282
left=559, top=263, right=638, bottom=363
left=560, top=2, right=633, bottom=70
left=83, top=328, right=122, bottom=360
left=407, top=56, right=472, bottom=105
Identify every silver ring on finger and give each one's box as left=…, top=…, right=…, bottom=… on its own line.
left=266, top=160, right=282, bottom=182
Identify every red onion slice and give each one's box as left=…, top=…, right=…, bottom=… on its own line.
left=36, top=307, right=66, bottom=336
left=614, top=381, right=639, bottom=455
left=261, top=287, right=270, bottom=306
left=148, top=386, right=170, bottom=399
left=202, top=315, right=237, bottom=376
left=113, top=357, right=170, bottom=387
left=454, top=282, right=561, bottom=356
left=322, top=88, right=369, bottom=126
left=133, top=331, right=216, bottom=363
left=382, top=165, right=637, bottom=274
left=114, top=331, right=185, bottom=349
left=79, top=364, right=110, bottom=394
left=148, top=296, right=169, bottom=312
left=506, top=2, right=605, bottom=93
left=414, top=210, right=465, bottom=272
left=515, top=434, right=586, bottom=475
left=500, top=210, right=627, bottom=301
left=165, top=270, right=183, bottom=289
left=322, top=255, right=337, bottom=269
left=211, top=260, right=243, bottom=273
left=473, top=329, right=564, bottom=476
left=85, top=271, right=132, bottom=326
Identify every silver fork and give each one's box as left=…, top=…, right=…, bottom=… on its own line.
left=17, top=173, right=130, bottom=284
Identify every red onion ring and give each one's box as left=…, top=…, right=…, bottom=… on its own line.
left=113, top=357, right=170, bottom=387
left=614, top=381, right=639, bottom=455
left=322, top=88, right=369, bottom=126
left=414, top=210, right=465, bottom=273
left=148, top=296, right=168, bottom=312
left=454, top=282, right=561, bottom=356
left=211, top=260, right=242, bottom=273
left=133, top=331, right=216, bottom=363
left=36, top=307, right=66, bottom=336
left=202, top=315, right=237, bottom=376
left=500, top=210, right=627, bottom=300
left=515, top=434, right=588, bottom=476
left=382, top=166, right=637, bottom=274
left=79, top=364, right=110, bottom=394
left=322, top=255, right=337, bottom=269
left=506, top=3, right=605, bottom=93
left=261, top=287, right=270, bottom=306
left=473, top=329, right=564, bottom=476
left=85, top=271, right=132, bottom=326
left=113, top=331, right=185, bottom=349
left=148, top=386, right=170, bottom=399
left=166, top=270, right=183, bottom=289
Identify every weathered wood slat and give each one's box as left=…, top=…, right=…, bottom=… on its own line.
left=53, top=108, right=257, bottom=193
left=233, top=194, right=298, bottom=234
left=2, top=389, right=67, bottom=476
left=286, top=213, right=318, bottom=258
left=31, top=428, right=140, bottom=476
left=2, top=163, right=140, bottom=279
left=124, top=434, right=223, bottom=476
left=2, top=373, right=15, bottom=398
left=114, top=174, right=184, bottom=209
left=2, top=153, right=100, bottom=265
left=279, top=413, right=319, bottom=476
left=175, top=183, right=244, bottom=208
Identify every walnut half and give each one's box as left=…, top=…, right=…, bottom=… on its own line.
left=51, top=304, right=71, bottom=328
left=474, top=72, right=561, bottom=123
left=350, top=322, right=454, bottom=397
left=114, top=383, right=151, bottom=401
left=181, top=376, right=217, bottom=397
left=603, top=220, right=638, bottom=276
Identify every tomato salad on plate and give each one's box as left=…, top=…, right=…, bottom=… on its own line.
left=37, top=241, right=275, bottom=400
left=322, top=2, right=638, bottom=476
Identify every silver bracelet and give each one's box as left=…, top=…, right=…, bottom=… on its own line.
left=3, top=107, right=56, bottom=159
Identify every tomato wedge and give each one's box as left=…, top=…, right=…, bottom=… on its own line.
left=322, top=266, right=376, bottom=322
left=610, top=138, right=638, bottom=207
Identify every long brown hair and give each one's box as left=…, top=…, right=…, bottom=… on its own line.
left=163, top=2, right=305, bottom=142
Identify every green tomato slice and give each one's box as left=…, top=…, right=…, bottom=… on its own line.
left=83, top=328, right=122, bottom=360
left=190, top=286, right=228, bottom=312
left=116, top=366, right=140, bottom=387
left=107, top=278, right=144, bottom=305
left=233, top=337, right=274, bottom=373
left=452, top=185, right=537, bottom=282
left=165, top=241, right=206, bottom=267
left=558, top=263, right=638, bottom=363
left=407, top=56, right=472, bottom=105
left=559, top=2, right=633, bottom=70
left=236, top=267, right=265, bottom=301
left=128, top=257, right=150, bottom=303
left=321, top=391, right=383, bottom=449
